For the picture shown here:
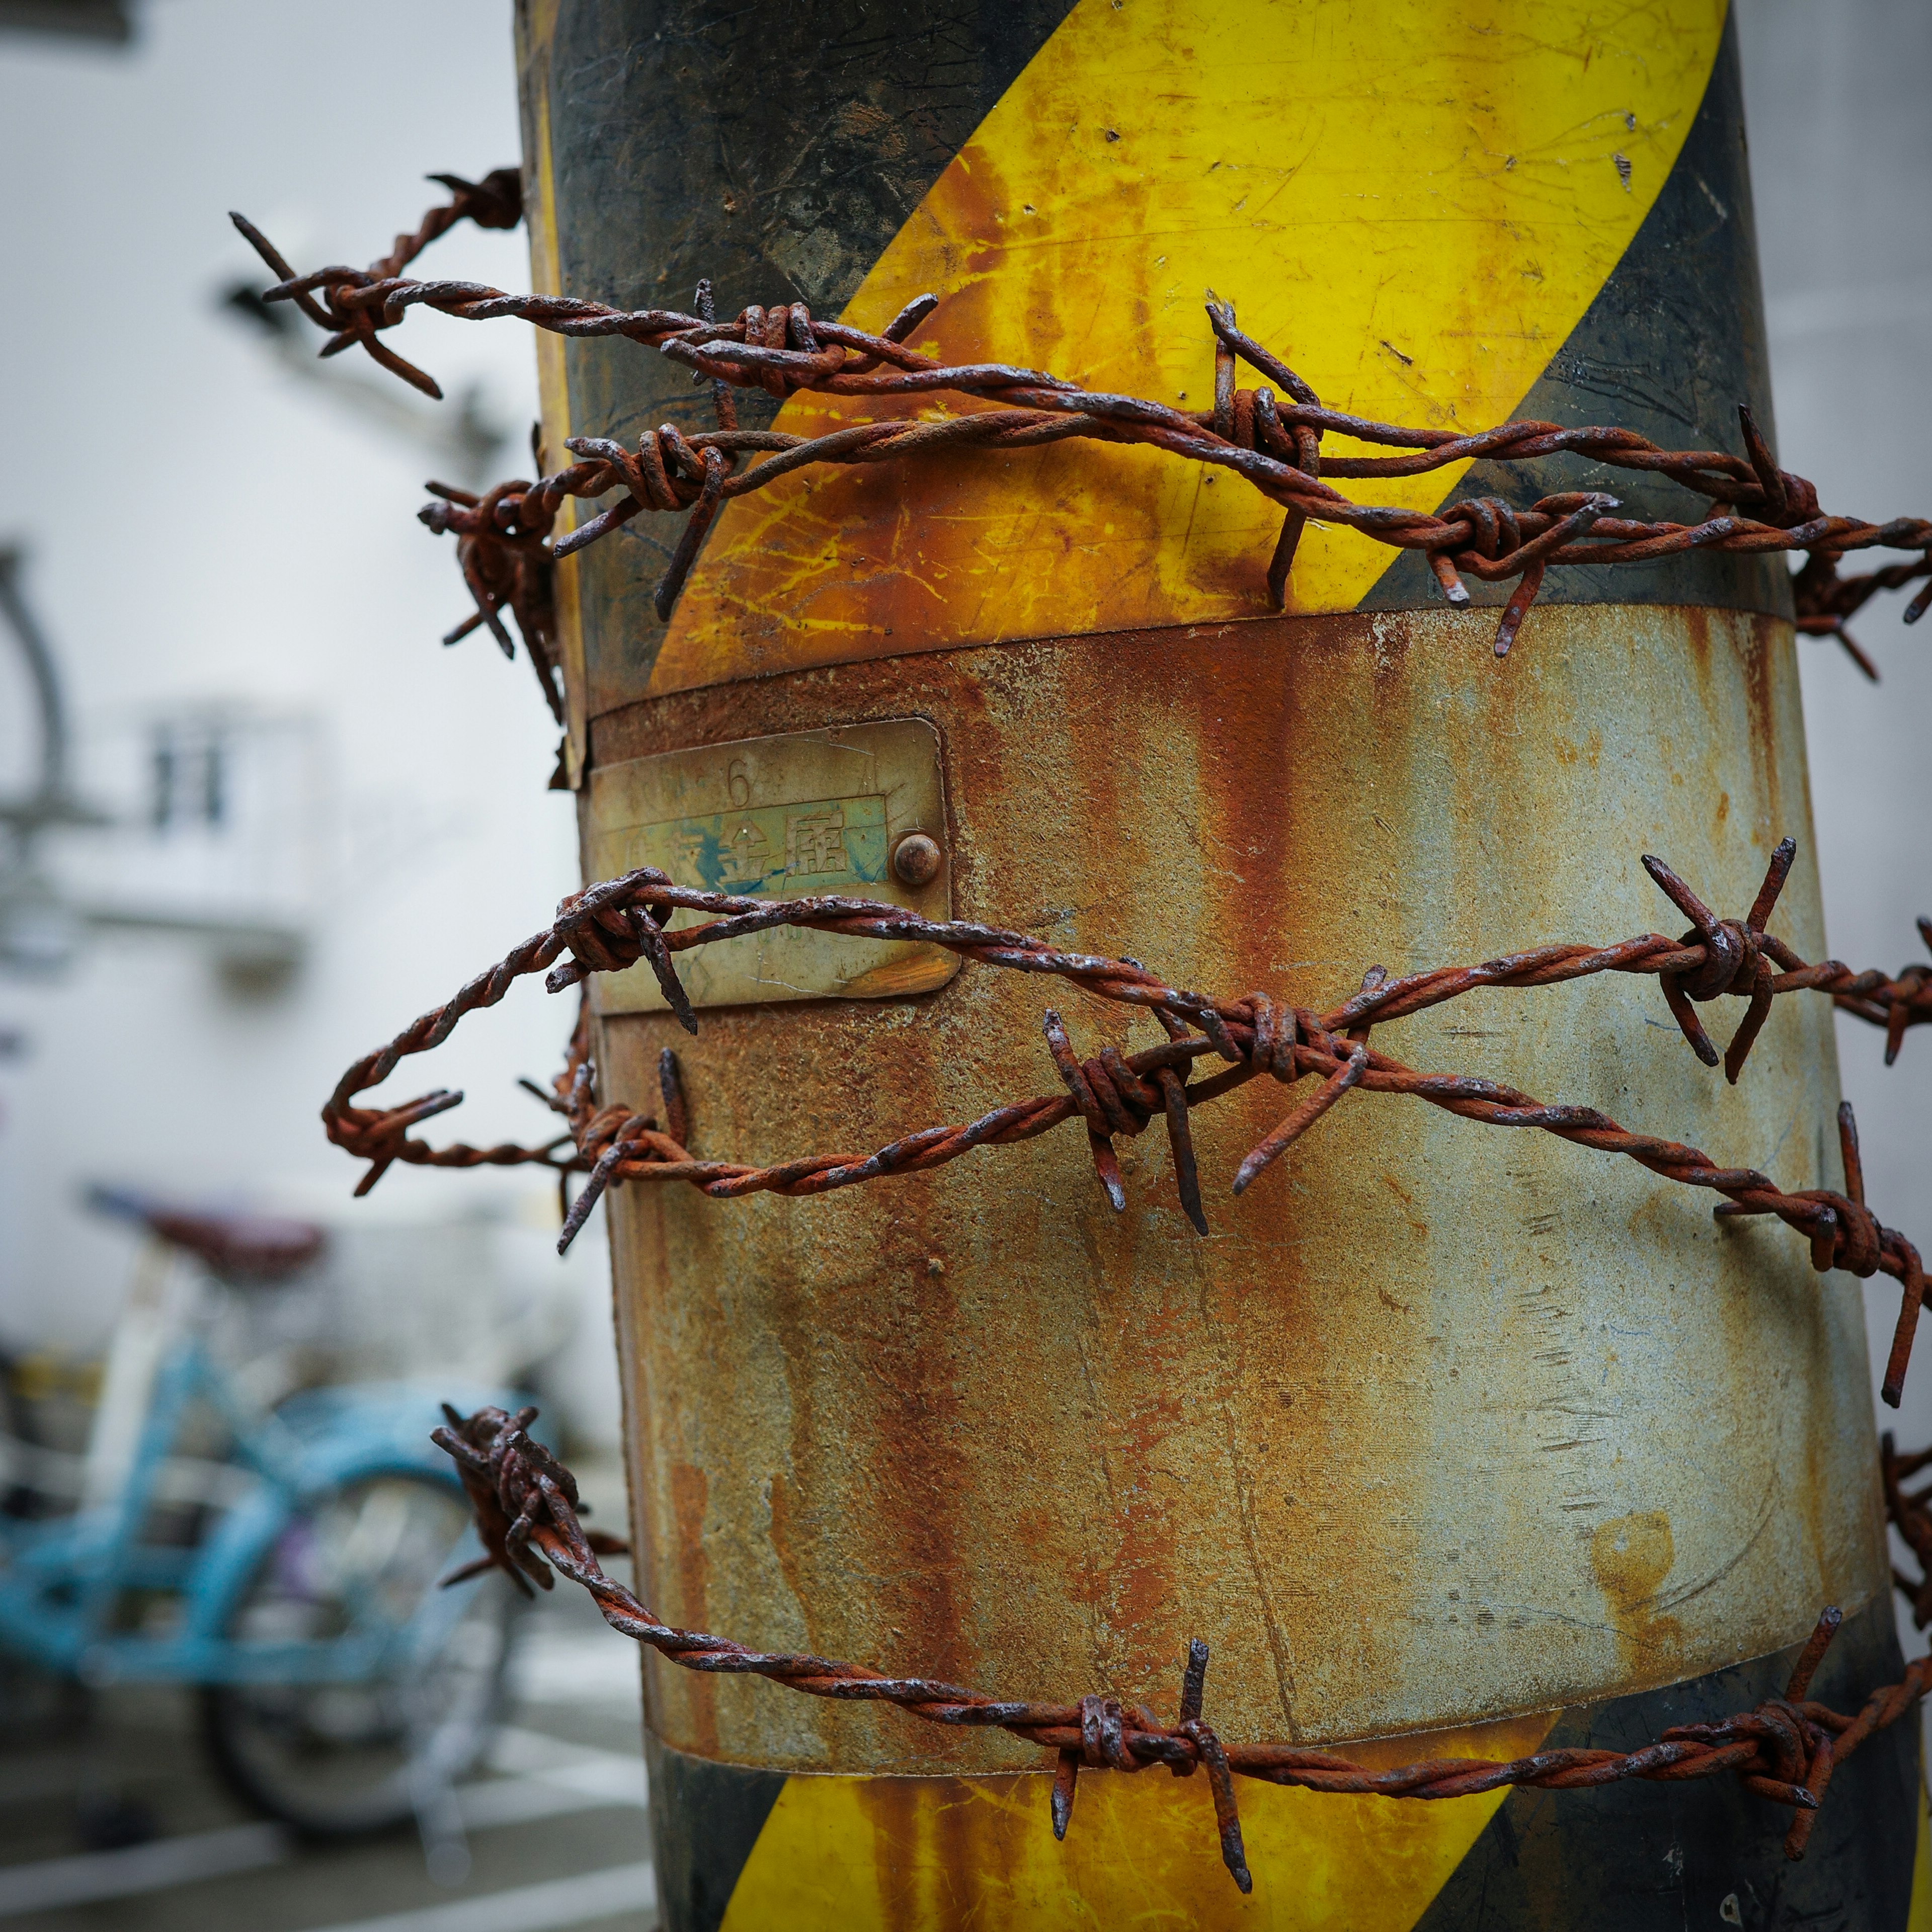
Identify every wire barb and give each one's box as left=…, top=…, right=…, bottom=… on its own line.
left=321, top=842, right=1932, bottom=1400
left=430, top=1405, right=1932, bottom=1895
left=229, top=186, right=1932, bottom=652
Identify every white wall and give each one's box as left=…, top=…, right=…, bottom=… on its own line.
left=0, top=2, right=614, bottom=1444
left=0, top=4, right=1925, bottom=1487
left=1736, top=0, right=1932, bottom=1460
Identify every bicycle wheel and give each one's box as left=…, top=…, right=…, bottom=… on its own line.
left=201, top=1470, right=517, bottom=1837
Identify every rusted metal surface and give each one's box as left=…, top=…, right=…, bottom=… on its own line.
left=186, top=21, right=1932, bottom=1910
left=321, top=605, right=1878, bottom=1769
left=433, top=1401, right=1932, bottom=1894
left=228, top=204, right=1932, bottom=670
left=259, top=63, right=1926, bottom=1903
left=583, top=720, right=958, bottom=1012
left=323, top=835, right=1928, bottom=1403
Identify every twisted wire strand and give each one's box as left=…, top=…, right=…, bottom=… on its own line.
left=322, top=837, right=1930, bottom=1404
left=230, top=171, right=522, bottom=398
left=433, top=1403, right=1932, bottom=1894
left=228, top=180, right=568, bottom=726
left=229, top=197, right=1932, bottom=661
left=263, top=177, right=1932, bottom=1894
left=1884, top=1433, right=1932, bottom=1631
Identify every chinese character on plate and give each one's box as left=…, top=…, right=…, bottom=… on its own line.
left=786, top=806, right=849, bottom=876
left=717, top=820, right=773, bottom=884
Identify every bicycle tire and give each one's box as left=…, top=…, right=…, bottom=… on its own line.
left=200, top=1468, right=517, bottom=1838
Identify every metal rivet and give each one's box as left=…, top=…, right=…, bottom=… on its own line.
left=892, top=832, right=943, bottom=888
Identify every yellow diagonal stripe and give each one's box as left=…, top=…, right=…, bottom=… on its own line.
left=720, top=1710, right=1553, bottom=1928
left=647, top=0, right=1725, bottom=696
left=517, top=0, right=587, bottom=780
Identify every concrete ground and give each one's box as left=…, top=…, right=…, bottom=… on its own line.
left=0, top=1468, right=657, bottom=1932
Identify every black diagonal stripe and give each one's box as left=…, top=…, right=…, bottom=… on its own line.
left=1363, top=10, right=1793, bottom=620
left=1412, top=1592, right=1918, bottom=1931
left=646, top=1736, right=789, bottom=1932
left=528, top=1, right=1079, bottom=706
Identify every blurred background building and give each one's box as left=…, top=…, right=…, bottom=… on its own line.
left=0, top=1, right=1925, bottom=1928
left=0, top=0, right=618, bottom=1454
left=0, top=10, right=644, bottom=1929
left=1739, top=2, right=1932, bottom=1451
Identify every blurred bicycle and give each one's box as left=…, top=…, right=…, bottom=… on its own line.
left=0, top=1189, right=523, bottom=1875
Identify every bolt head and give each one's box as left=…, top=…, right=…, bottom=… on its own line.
left=892, top=831, right=943, bottom=889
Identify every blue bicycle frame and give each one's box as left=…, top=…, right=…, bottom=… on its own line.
left=0, top=1320, right=510, bottom=1689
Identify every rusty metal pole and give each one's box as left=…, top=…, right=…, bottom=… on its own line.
left=515, top=3, right=1920, bottom=1924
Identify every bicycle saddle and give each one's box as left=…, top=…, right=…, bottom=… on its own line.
left=86, top=1185, right=327, bottom=1283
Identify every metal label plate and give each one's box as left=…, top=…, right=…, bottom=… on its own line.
left=585, top=719, right=957, bottom=1013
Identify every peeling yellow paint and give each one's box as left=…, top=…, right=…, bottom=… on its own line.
left=517, top=0, right=585, bottom=779
left=651, top=0, right=1727, bottom=696
left=722, top=1709, right=1553, bottom=1930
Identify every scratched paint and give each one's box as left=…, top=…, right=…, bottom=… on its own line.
left=717, top=1710, right=1554, bottom=1931
left=599, top=602, right=1886, bottom=1774
left=513, top=2, right=1898, bottom=1916
left=647, top=0, right=1729, bottom=694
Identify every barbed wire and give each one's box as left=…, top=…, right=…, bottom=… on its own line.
left=229, top=185, right=1932, bottom=665
left=433, top=1400, right=1932, bottom=1894
left=1882, top=1434, right=1932, bottom=1634
left=226, top=176, right=566, bottom=727
left=420, top=474, right=565, bottom=726
left=268, top=173, right=1932, bottom=1898
left=230, top=171, right=521, bottom=399
left=321, top=835, right=1930, bottom=1405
